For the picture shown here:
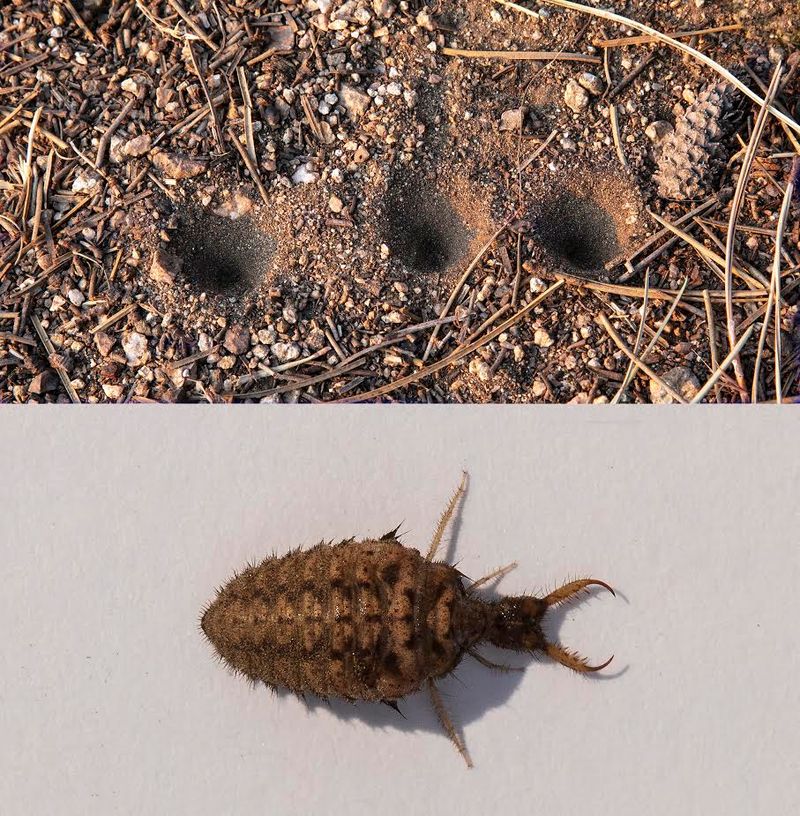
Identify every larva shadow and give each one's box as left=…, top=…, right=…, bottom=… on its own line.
left=295, top=647, right=527, bottom=736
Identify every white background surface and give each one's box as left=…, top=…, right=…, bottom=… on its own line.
left=1, top=409, right=799, bottom=816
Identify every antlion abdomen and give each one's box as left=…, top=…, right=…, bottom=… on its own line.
left=202, top=536, right=465, bottom=700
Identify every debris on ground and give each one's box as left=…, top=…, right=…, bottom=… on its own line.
left=1, top=0, right=799, bottom=403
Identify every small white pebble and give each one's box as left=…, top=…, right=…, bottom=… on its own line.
left=67, top=289, right=85, bottom=307
left=121, top=77, right=140, bottom=95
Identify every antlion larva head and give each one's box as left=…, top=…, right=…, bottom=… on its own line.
left=479, top=579, right=615, bottom=673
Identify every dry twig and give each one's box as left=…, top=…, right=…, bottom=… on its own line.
left=598, top=312, right=687, bottom=403
left=691, top=326, right=757, bottom=404
left=30, top=314, right=80, bottom=403
left=441, top=47, right=601, bottom=64
left=594, top=24, right=742, bottom=49
left=702, top=290, right=722, bottom=403
left=752, top=159, right=796, bottom=402
left=723, top=63, right=783, bottom=399
left=422, top=218, right=512, bottom=362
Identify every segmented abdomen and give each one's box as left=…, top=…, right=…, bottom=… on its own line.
left=206, top=537, right=463, bottom=700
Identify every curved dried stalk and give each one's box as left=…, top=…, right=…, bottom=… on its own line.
left=691, top=325, right=756, bottom=403
left=599, top=312, right=688, bottom=403
left=614, top=276, right=690, bottom=403
left=751, top=163, right=796, bottom=402
left=723, top=63, right=784, bottom=401
left=612, top=269, right=649, bottom=403
left=422, top=218, right=512, bottom=362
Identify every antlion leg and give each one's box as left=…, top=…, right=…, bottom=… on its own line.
left=467, top=648, right=524, bottom=673
left=426, top=472, right=467, bottom=562
left=468, top=561, right=518, bottom=591
left=427, top=678, right=473, bottom=768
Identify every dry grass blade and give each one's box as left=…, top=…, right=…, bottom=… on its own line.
left=95, top=96, right=136, bottom=169
left=30, top=314, right=80, bottom=403
left=233, top=346, right=333, bottom=388
left=0, top=87, right=41, bottom=130
left=135, top=0, right=186, bottom=42
left=639, top=278, right=689, bottom=357
left=724, top=62, right=783, bottom=400
left=230, top=360, right=362, bottom=401
left=613, top=275, right=690, bottom=403
left=626, top=197, right=717, bottom=277
left=15, top=106, right=42, bottom=261
left=607, top=53, right=657, bottom=101
left=0, top=213, right=20, bottom=238
left=62, top=0, right=97, bottom=43
left=236, top=66, right=257, bottom=166
left=165, top=0, right=217, bottom=50
left=519, top=128, right=558, bottom=172
left=300, top=94, right=330, bottom=144
left=168, top=346, right=220, bottom=371
left=227, top=315, right=464, bottom=398
left=609, top=104, right=628, bottom=168
left=227, top=128, right=269, bottom=206
left=594, top=24, right=743, bottom=49
left=189, top=43, right=224, bottom=154
left=598, top=312, right=687, bottom=403
left=647, top=209, right=763, bottom=290
left=338, top=280, right=565, bottom=402
left=751, top=160, right=796, bottom=403
left=29, top=175, right=43, bottom=251
left=0, top=109, right=68, bottom=151
left=693, top=218, right=770, bottom=289
left=462, top=304, right=511, bottom=346
left=539, top=267, right=766, bottom=306
left=89, top=303, right=138, bottom=335
left=441, top=47, right=600, bottom=64
left=691, top=325, right=756, bottom=404
left=702, top=290, right=722, bottom=403
left=494, top=0, right=800, bottom=135
left=613, top=268, right=650, bottom=403
left=0, top=332, right=35, bottom=346
left=740, top=64, right=800, bottom=155
left=422, top=218, right=511, bottom=362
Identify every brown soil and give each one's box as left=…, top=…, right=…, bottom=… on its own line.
left=1, top=0, right=799, bottom=403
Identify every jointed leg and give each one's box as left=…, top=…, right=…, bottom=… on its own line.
left=467, top=648, right=524, bottom=673
left=427, top=678, right=473, bottom=768
left=426, top=472, right=467, bottom=562
left=468, top=561, right=518, bottom=591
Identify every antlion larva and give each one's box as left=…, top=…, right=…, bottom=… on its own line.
left=200, top=474, right=615, bottom=767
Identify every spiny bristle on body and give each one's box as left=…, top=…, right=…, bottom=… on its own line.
left=201, top=473, right=615, bottom=767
